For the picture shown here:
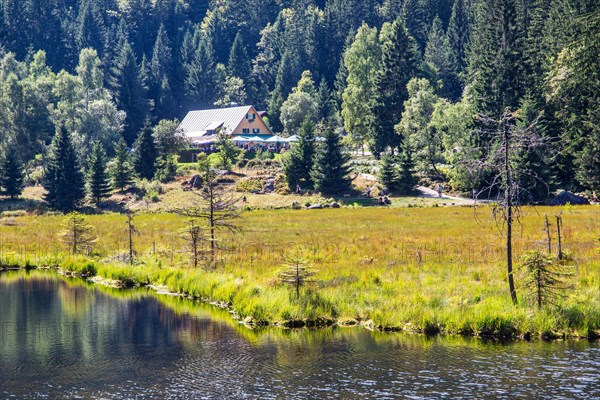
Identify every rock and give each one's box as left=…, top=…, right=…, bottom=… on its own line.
left=323, top=204, right=331, bottom=208
left=188, top=174, right=202, bottom=188
left=331, top=202, right=341, bottom=208
left=291, top=201, right=302, bottom=210
left=549, top=190, right=590, bottom=206
left=307, top=204, right=323, bottom=209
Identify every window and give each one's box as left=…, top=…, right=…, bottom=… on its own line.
left=242, top=128, right=250, bottom=134
left=252, top=128, right=260, bottom=134
left=247, top=113, right=256, bottom=120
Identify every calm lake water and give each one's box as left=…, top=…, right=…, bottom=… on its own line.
left=1, top=271, right=598, bottom=399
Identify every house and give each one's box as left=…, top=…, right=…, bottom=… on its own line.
left=179, top=105, right=273, bottom=143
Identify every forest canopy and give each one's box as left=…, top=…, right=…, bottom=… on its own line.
left=0, top=0, right=598, bottom=197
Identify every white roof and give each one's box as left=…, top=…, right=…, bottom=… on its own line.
left=179, top=106, right=253, bottom=138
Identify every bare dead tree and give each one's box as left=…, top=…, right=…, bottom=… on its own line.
left=175, top=168, right=241, bottom=266
left=472, top=108, right=546, bottom=304
left=544, top=215, right=552, bottom=254
left=556, top=214, right=564, bottom=260
left=125, top=212, right=140, bottom=265
left=179, top=218, right=204, bottom=268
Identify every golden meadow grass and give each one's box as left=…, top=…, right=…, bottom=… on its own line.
left=1, top=205, right=599, bottom=338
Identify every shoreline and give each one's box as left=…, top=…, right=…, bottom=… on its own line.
left=2, top=265, right=598, bottom=342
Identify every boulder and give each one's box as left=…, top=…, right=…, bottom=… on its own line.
left=331, top=203, right=341, bottom=208
left=188, top=174, right=202, bottom=188
left=307, top=204, right=323, bottom=209
left=549, top=190, right=590, bottom=206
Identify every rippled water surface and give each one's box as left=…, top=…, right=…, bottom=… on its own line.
left=1, top=271, right=598, bottom=399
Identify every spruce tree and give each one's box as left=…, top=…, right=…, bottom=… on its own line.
left=379, top=154, right=399, bottom=191
left=467, top=0, right=527, bottom=118
left=87, top=141, right=111, bottom=203
left=447, top=0, right=471, bottom=81
left=227, top=31, right=251, bottom=83
left=110, top=40, right=152, bottom=146
left=311, top=125, right=352, bottom=195
left=112, top=138, right=134, bottom=191
left=284, top=117, right=316, bottom=190
left=43, top=127, right=85, bottom=212
left=185, top=35, right=217, bottom=107
left=133, top=121, right=158, bottom=180
left=150, top=23, right=173, bottom=119
left=370, top=18, right=421, bottom=156
left=0, top=148, right=24, bottom=199
left=396, top=146, right=418, bottom=194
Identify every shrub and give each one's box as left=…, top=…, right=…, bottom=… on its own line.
left=236, top=177, right=263, bottom=193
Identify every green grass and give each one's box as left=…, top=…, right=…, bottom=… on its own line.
left=0, top=205, right=599, bottom=338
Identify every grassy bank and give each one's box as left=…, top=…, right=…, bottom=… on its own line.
left=1, top=205, right=599, bottom=339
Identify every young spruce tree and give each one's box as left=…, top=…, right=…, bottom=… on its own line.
left=112, top=138, right=134, bottom=191
left=43, top=127, right=85, bottom=212
left=133, top=121, right=157, bottom=180
left=311, top=125, right=352, bottom=195
left=284, top=117, right=316, bottom=190
left=0, top=147, right=24, bottom=199
left=87, top=141, right=111, bottom=203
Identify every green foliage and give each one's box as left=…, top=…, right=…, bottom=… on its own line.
left=59, top=212, right=97, bottom=255
left=43, top=127, right=85, bottom=212
left=396, top=78, right=444, bottom=176
left=111, top=138, right=134, bottom=192
left=216, top=133, right=239, bottom=171
left=520, top=250, right=573, bottom=309
left=155, top=155, right=179, bottom=183
left=133, top=121, right=158, bottom=180
left=284, top=117, right=316, bottom=190
left=396, top=146, right=419, bottom=194
left=0, top=145, right=24, bottom=199
left=370, top=18, right=421, bottom=156
left=279, top=253, right=316, bottom=298
left=311, top=125, right=352, bottom=195
left=86, top=141, right=111, bottom=203
left=342, top=24, right=381, bottom=149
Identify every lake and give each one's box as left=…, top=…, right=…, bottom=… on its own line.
left=1, top=271, right=598, bottom=399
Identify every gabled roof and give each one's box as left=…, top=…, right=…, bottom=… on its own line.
left=179, top=105, right=253, bottom=137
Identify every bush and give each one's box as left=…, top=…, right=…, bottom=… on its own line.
left=236, top=177, right=264, bottom=193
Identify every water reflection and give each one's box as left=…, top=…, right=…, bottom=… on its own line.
left=1, top=271, right=598, bottom=399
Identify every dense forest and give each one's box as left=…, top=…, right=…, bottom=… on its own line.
left=0, top=0, right=599, bottom=202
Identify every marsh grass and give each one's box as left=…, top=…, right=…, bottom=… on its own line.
left=0, top=205, right=598, bottom=338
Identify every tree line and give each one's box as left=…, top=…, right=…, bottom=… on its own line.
left=0, top=0, right=599, bottom=202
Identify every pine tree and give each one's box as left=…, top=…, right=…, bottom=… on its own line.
left=110, top=40, right=152, bottom=146
left=0, top=147, right=24, bottom=199
left=227, top=31, right=251, bottom=82
left=59, top=212, right=97, bottom=255
left=370, top=18, right=421, bottom=156
left=396, top=146, right=418, bottom=194
left=87, top=141, right=111, bottom=203
left=268, top=50, right=301, bottom=132
left=43, top=127, right=85, bottom=212
left=150, top=23, right=173, bottom=119
left=112, top=138, right=134, bottom=191
left=284, top=117, right=316, bottom=190
left=467, top=0, right=527, bottom=119
left=402, top=0, right=430, bottom=54
left=424, top=16, right=459, bottom=100
left=185, top=34, right=217, bottom=108
left=311, top=125, right=352, bottom=195
left=133, top=121, right=158, bottom=180
left=447, top=0, right=471, bottom=81
left=379, top=154, right=399, bottom=191
left=76, top=0, right=107, bottom=58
